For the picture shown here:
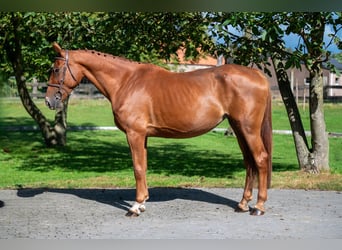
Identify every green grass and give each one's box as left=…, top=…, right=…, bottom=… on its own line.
left=0, top=98, right=341, bottom=190
left=0, top=98, right=114, bottom=127
left=1, top=98, right=341, bottom=132
left=271, top=101, right=342, bottom=132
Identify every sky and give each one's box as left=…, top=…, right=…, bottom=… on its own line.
left=284, top=25, right=341, bottom=54
left=217, top=24, right=341, bottom=54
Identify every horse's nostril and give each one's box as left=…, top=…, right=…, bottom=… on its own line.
left=55, top=91, right=62, bottom=101
left=45, top=97, right=52, bottom=109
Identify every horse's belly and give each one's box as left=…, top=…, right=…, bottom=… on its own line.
left=147, top=126, right=213, bottom=138
left=147, top=115, right=224, bottom=138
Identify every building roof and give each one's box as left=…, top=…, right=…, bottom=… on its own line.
left=327, top=58, right=342, bottom=70
left=175, top=48, right=224, bottom=66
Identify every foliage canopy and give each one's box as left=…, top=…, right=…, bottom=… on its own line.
left=0, top=12, right=213, bottom=81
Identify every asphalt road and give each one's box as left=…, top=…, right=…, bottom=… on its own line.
left=0, top=188, right=341, bottom=239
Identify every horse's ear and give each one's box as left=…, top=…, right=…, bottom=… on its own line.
left=52, top=42, right=63, bottom=54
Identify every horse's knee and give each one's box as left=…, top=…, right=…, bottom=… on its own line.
left=133, top=166, right=146, bottom=180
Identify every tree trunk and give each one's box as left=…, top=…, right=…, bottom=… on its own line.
left=7, top=13, right=68, bottom=147
left=304, top=13, right=330, bottom=172
left=308, top=67, right=330, bottom=172
left=272, top=57, right=330, bottom=172
left=271, top=57, right=312, bottom=169
left=50, top=96, right=69, bottom=146
left=16, top=77, right=68, bottom=147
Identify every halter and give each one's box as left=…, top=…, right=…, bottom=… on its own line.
left=48, top=50, right=78, bottom=97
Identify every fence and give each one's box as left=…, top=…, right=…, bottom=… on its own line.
left=28, top=78, right=104, bottom=99
left=16, top=78, right=342, bottom=102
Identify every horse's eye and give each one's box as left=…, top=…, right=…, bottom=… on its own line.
left=53, top=68, right=60, bottom=74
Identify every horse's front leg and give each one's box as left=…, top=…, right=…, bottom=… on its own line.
left=126, top=131, right=149, bottom=216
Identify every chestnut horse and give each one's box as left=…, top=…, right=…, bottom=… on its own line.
left=45, top=43, right=272, bottom=216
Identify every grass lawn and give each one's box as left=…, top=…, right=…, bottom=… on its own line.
left=0, top=98, right=341, bottom=190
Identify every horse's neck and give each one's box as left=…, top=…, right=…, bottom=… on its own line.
left=78, top=52, right=134, bottom=99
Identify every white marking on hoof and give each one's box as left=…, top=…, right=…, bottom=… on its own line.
left=129, top=201, right=146, bottom=216
left=139, top=204, right=146, bottom=212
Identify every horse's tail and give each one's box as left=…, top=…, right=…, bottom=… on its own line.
left=261, top=88, right=273, bottom=188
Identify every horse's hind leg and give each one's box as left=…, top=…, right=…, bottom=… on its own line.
left=230, top=120, right=269, bottom=215
left=230, top=123, right=255, bottom=213
left=242, top=133, right=269, bottom=215
left=238, top=162, right=255, bottom=213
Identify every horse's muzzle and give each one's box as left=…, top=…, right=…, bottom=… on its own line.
left=45, top=96, right=57, bottom=110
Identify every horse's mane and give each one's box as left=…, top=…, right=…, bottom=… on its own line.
left=81, top=49, right=161, bottom=68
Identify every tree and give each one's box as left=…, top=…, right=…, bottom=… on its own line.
left=91, top=12, right=214, bottom=64
left=209, top=12, right=341, bottom=172
left=333, top=52, right=342, bottom=62
left=0, top=12, right=213, bottom=146
left=1, top=13, right=71, bottom=146
left=1, top=12, right=107, bottom=146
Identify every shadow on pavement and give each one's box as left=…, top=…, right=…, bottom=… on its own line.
left=16, top=187, right=239, bottom=213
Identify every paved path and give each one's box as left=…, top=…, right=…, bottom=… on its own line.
left=0, top=188, right=341, bottom=239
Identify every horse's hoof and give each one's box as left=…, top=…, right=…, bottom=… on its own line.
left=126, top=201, right=146, bottom=217
left=235, top=205, right=250, bottom=213
left=139, top=204, right=146, bottom=212
left=250, top=207, right=265, bottom=216
left=125, top=211, right=140, bottom=217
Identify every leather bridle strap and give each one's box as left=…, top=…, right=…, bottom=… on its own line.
left=48, top=50, right=78, bottom=92
left=63, top=50, right=78, bottom=83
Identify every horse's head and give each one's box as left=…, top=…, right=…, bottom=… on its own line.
left=45, top=42, right=82, bottom=110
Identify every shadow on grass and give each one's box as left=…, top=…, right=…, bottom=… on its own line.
left=2, top=130, right=247, bottom=178
left=0, top=116, right=109, bottom=130
left=16, top=187, right=239, bottom=213
left=0, top=116, right=38, bottom=127
left=1, top=127, right=298, bottom=180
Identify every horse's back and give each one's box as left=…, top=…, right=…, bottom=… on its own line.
left=186, top=64, right=270, bottom=111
